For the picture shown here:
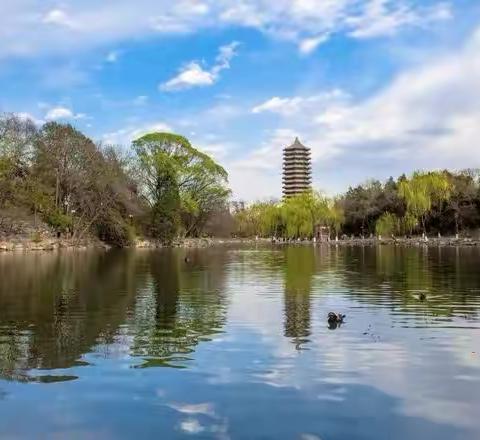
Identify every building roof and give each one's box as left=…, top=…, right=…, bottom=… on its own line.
left=284, top=137, right=308, bottom=150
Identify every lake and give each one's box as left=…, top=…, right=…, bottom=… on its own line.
left=0, top=245, right=479, bottom=439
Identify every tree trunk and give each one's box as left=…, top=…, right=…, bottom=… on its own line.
left=55, top=171, right=60, bottom=210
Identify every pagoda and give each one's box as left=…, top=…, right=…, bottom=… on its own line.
left=282, top=138, right=312, bottom=198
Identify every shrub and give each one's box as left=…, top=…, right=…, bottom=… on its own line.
left=375, top=212, right=399, bottom=236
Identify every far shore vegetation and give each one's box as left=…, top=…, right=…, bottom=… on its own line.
left=1, top=113, right=480, bottom=246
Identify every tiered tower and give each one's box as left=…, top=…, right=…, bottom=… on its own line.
left=282, top=138, right=312, bottom=198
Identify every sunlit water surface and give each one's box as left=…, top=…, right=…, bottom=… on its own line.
left=0, top=245, right=479, bottom=439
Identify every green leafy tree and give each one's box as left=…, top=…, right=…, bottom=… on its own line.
left=133, top=135, right=181, bottom=242
left=281, top=191, right=336, bottom=239
left=327, top=200, right=345, bottom=237
left=0, top=114, right=37, bottom=209
left=398, top=171, right=451, bottom=233
left=375, top=212, right=399, bottom=236
left=340, top=178, right=403, bottom=236
left=440, top=170, right=480, bottom=234
left=401, top=212, right=418, bottom=236
left=133, top=132, right=230, bottom=241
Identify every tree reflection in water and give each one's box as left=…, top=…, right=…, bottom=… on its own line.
left=0, top=248, right=228, bottom=379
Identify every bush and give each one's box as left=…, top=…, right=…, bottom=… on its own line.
left=95, top=213, right=137, bottom=247
left=45, top=210, right=73, bottom=232
left=375, top=213, right=399, bottom=236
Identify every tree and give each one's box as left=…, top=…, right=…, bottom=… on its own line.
left=232, top=192, right=344, bottom=240
left=34, top=123, right=105, bottom=235
left=398, top=171, right=451, bottom=234
left=441, top=170, right=480, bottom=234
left=281, top=191, right=337, bottom=239
left=133, top=132, right=230, bottom=241
left=232, top=201, right=279, bottom=237
left=0, top=114, right=37, bottom=209
left=327, top=200, right=344, bottom=237
left=132, top=135, right=180, bottom=242
left=339, top=178, right=404, bottom=236
left=375, top=212, right=399, bottom=236
left=90, top=146, right=147, bottom=245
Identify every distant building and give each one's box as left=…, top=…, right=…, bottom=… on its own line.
left=282, top=137, right=312, bottom=198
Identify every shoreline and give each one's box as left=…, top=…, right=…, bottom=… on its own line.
left=1, top=235, right=480, bottom=252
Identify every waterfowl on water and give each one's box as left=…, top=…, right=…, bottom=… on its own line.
left=412, top=292, right=427, bottom=301
left=184, top=257, right=191, bottom=263
left=328, top=312, right=345, bottom=324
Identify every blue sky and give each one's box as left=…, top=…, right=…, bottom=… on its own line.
left=1, top=0, right=480, bottom=200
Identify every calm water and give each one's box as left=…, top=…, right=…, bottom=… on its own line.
left=0, top=245, right=479, bottom=440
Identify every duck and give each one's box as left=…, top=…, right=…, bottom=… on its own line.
left=412, top=292, right=427, bottom=301
left=328, top=312, right=345, bottom=324
left=184, top=256, right=191, bottom=263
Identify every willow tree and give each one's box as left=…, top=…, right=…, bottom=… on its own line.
left=401, top=212, right=418, bottom=236
left=398, top=171, right=451, bottom=234
left=133, top=132, right=230, bottom=241
left=232, top=201, right=281, bottom=237
left=260, top=202, right=283, bottom=237
left=375, top=212, right=399, bottom=236
left=281, top=191, right=333, bottom=238
left=326, top=200, right=345, bottom=237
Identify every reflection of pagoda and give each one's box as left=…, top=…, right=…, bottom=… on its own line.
left=282, top=138, right=312, bottom=198
left=283, top=247, right=315, bottom=349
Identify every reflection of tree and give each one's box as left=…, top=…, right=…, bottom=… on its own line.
left=0, top=250, right=144, bottom=381
left=283, top=247, right=316, bottom=349
left=152, top=250, right=180, bottom=329
left=0, top=248, right=230, bottom=380
left=126, top=248, right=229, bottom=368
left=339, top=245, right=480, bottom=319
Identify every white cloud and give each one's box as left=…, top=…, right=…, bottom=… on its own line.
left=105, top=50, right=120, bottom=63
left=0, top=1, right=453, bottom=59
left=212, top=41, right=240, bottom=73
left=252, top=97, right=294, bottom=115
left=102, top=121, right=172, bottom=145
left=219, top=0, right=452, bottom=51
left=42, top=9, right=75, bottom=28
left=160, top=62, right=216, bottom=91
left=160, top=41, right=239, bottom=91
left=168, top=402, right=215, bottom=417
left=150, top=0, right=210, bottom=33
left=298, top=34, right=330, bottom=54
left=179, top=418, right=205, bottom=434
left=44, top=106, right=86, bottom=121
left=46, top=107, right=73, bottom=119
left=347, top=0, right=452, bottom=39
left=311, top=28, right=480, bottom=173
left=252, top=90, right=350, bottom=116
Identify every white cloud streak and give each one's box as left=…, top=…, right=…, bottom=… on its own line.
left=42, top=9, right=76, bottom=29
left=102, top=121, right=172, bottom=145
left=0, top=1, right=452, bottom=59
left=44, top=106, right=86, bottom=121
left=160, top=41, right=239, bottom=91
left=252, top=90, right=350, bottom=116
